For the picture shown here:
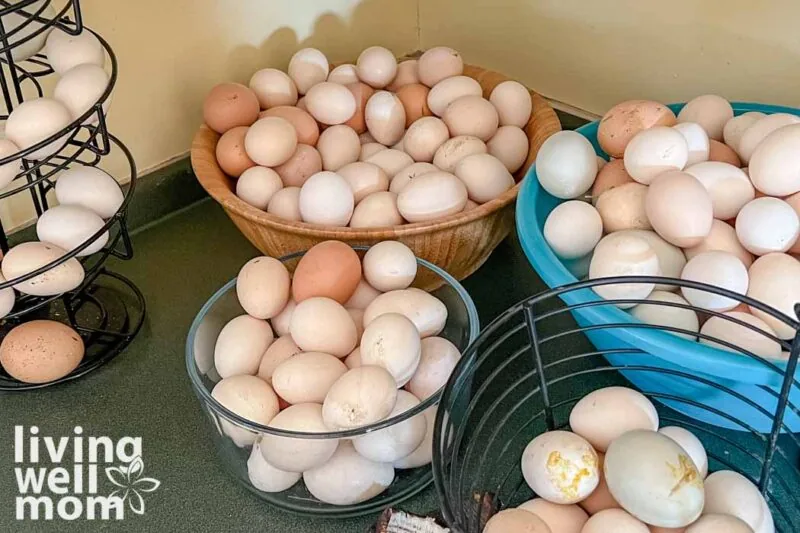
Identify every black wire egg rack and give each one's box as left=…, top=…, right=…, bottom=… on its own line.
left=0, top=0, right=144, bottom=390
left=434, top=276, right=800, bottom=532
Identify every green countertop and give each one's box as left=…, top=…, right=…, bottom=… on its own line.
left=0, top=199, right=548, bottom=533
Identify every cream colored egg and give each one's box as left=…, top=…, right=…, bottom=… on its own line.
left=327, top=64, right=359, bottom=85
left=304, top=82, right=357, bottom=125
left=700, top=311, right=781, bottom=359
left=0, top=274, right=15, bottom=319
left=579, top=452, right=620, bottom=515
left=6, top=98, right=72, bottom=159
left=337, top=161, right=389, bottom=202
left=236, top=166, right=283, bottom=209
left=454, top=153, right=514, bottom=203
left=736, top=198, right=799, bottom=255
left=443, top=95, right=499, bottom=141
left=703, top=471, right=766, bottom=531
left=0, top=139, right=20, bottom=189
left=359, top=142, right=387, bottom=161
left=543, top=200, right=603, bottom=259
left=427, top=75, right=482, bottom=117
left=356, top=46, right=397, bottom=89
left=488, top=125, right=529, bottom=173
left=289, top=297, right=357, bottom=357
left=248, top=68, right=298, bottom=109
left=365, top=91, right=406, bottom=146
left=616, top=230, right=687, bottom=291
left=535, top=131, right=598, bottom=199
left=364, top=288, right=447, bottom=338
left=680, top=251, right=748, bottom=311
left=365, top=148, right=414, bottom=177
left=393, top=405, right=436, bottom=469
left=344, top=347, right=361, bottom=369
left=288, top=48, right=329, bottom=94
left=723, top=112, right=765, bottom=153
left=272, top=352, right=347, bottom=404
left=747, top=253, right=800, bottom=339
left=684, top=162, right=754, bottom=220
left=6, top=1, right=55, bottom=61
left=658, top=426, right=708, bottom=479
left=490, top=80, right=532, bottom=128
left=236, top=255, right=291, bottom=320
left=260, top=403, right=338, bottom=472
left=484, top=509, right=552, bottom=533
left=257, top=335, right=301, bottom=383
left=390, top=162, right=438, bottom=194
left=605, top=430, right=704, bottom=528
left=631, top=291, right=699, bottom=340
left=417, top=46, right=463, bottom=87
left=316, top=124, right=360, bottom=171
left=244, top=117, right=297, bottom=166
left=406, top=336, right=460, bottom=401
left=267, top=186, right=302, bottom=221
left=350, top=191, right=403, bottom=228
left=345, top=279, right=382, bottom=309
left=645, top=171, right=713, bottom=247
left=737, top=113, right=800, bottom=164
left=386, top=60, right=419, bottom=91
left=685, top=219, right=752, bottom=267
left=247, top=440, right=301, bottom=493
left=521, top=430, right=599, bottom=504
left=36, top=205, right=108, bottom=256
left=677, top=95, right=733, bottom=141
left=596, top=182, right=651, bottom=232
left=360, top=131, right=377, bottom=144
left=518, top=499, right=587, bottom=533
left=303, top=441, right=394, bottom=505
left=397, top=170, right=468, bottom=222
left=687, top=514, right=754, bottom=533
left=403, top=117, right=450, bottom=162
left=298, top=171, right=355, bottom=226
left=624, top=127, right=689, bottom=184
left=353, top=390, right=426, bottom=462
left=674, top=122, right=710, bottom=166
left=270, top=299, right=296, bottom=336
left=785, top=192, right=800, bottom=254
left=322, top=365, right=398, bottom=429
left=348, top=308, right=365, bottom=340
left=748, top=123, right=800, bottom=196
left=569, top=386, right=658, bottom=452
left=53, top=64, right=111, bottom=124
left=1, top=242, right=84, bottom=296
left=588, top=233, right=659, bottom=307
left=214, top=314, right=273, bottom=378
left=360, top=313, right=421, bottom=387
left=211, top=375, right=279, bottom=447
left=582, top=509, right=649, bottom=533
left=363, top=241, right=417, bottom=291
left=54, top=166, right=123, bottom=219
left=433, top=135, right=487, bottom=173
left=45, top=27, right=104, bottom=73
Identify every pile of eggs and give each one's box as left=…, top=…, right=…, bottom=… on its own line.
left=537, top=95, right=800, bottom=357
left=203, top=45, right=532, bottom=228
left=208, top=240, right=462, bottom=504
left=484, top=386, right=773, bottom=533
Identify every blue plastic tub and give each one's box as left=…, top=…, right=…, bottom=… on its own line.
left=516, top=102, right=800, bottom=432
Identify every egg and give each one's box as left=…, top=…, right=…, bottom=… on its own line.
left=236, top=256, right=291, bottom=319
left=390, top=162, right=438, bottom=194
left=0, top=320, right=84, bottom=384
left=406, top=336, right=460, bottom=401
left=345, top=278, right=382, bottom=309
left=417, top=46, right=463, bottom=87
left=645, top=171, right=713, bottom=247
left=700, top=311, right=781, bottom=359
left=261, top=106, right=319, bottom=146
left=350, top=191, right=403, bottom=228
left=272, top=352, right=348, bottom=404
left=631, top=291, right=699, bottom=339
left=708, top=139, right=742, bottom=166
left=735, top=198, right=800, bottom=255
left=203, top=83, right=260, bottom=134
left=53, top=64, right=111, bottom=125
left=360, top=142, right=387, bottom=161
left=535, top=131, right=597, bottom=199
left=392, top=135, right=406, bottom=151
left=658, top=427, right=709, bottom=479
left=270, top=298, right=296, bottom=336
left=686, top=514, right=754, bottom=533
left=387, top=59, right=419, bottom=91
left=36, top=205, right=107, bottom=257
left=298, top=171, right=355, bottom=225
left=582, top=509, right=649, bottom=533
left=569, top=386, right=658, bottom=452
left=235, top=166, right=283, bottom=209
left=244, top=117, right=297, bottom=167
left=737, top=113, right=800, bottom=164
left=393, top=405, right=436, bottom=469
left=247, top=440, right=301, bottom=493
left=749, top=123, right=800, bottom=196
left=291, top=240, right=361, bottom=304
left=785, top=192, right=800, bottom=254
left=365, top=91, right=406, bottom=146
left=397, top=170, right=468, bottom=222
left=680, top=251, right=748, bottom=311
left=703, top=471, right=767, bottom=531
left=3, top=1, right=55, bottom=61
left=0, top=140, right=20, bottom=189
left=363, top=241, right=417, bottom=291
left=454, top=153, right=514, bottom=203
left=685, top=219, right=753, bottom=268
left=215, top=126, right=255, bottom=177
left=327, top=64, right=359, bottom=85
left=489, top=80, right=532, bottom=128
left=403, top=117, right=450, bottom=163
left=673, top=123, right=710, bottom=166
left=248, top=68, right=298, bottom=110
left=257, top=335, right=301, bottom=383
left=364, top=288, right=447, bottom=337
left=305, top=82, right=357, bottom=125
left=356, top=46, right=397, bottom=89
left=288, top=48, right=329, bottom=94
left=341, top=82, right=374, bottom=134
left=6, top=98, right=72, bottom=159
left=624, top=127, right=689, bottom=184
left=366, top=149, right=414, bottom=177
left=54, top=166, right=123, bottom=219
left=543, top=200, right=602, bottom=259
left=211, top=375, right=279, bottom=446
left=214, top=314, right=274, bottom=378
left=747, top=253, right=800, bottom=339
left=588, top=233, right=659, bottom=307
left=579, top=452, right=621, bottom=515
left=684, top=162, right=753, bottom=220
left=616, top=230, right=687, bottom=291
left=605, top=430, right=704, bottom=528
left=267, top=186, right=302, bottom=221
left=590, top=159, right=634, bottom=202
left=336, top=161, right=389, bottom=202
left=322, top=366, right=398, bottom=429
left=290, top=297, right=357, bottom=357
left=487, top=125, right=529, bottom=173
left=303, top=441, right=394, bottom=505
left=353, top=389, right=426, bottom=462
left=442, top=95, right=499, bottom=141
left=597, top=100, right=677, bottom=158
left=427, top=75, right=482, bottom=117
left=518, top=499, right=587, bottom=533
left=433, top=135, right=488, bottom=173
left=0, top=274, right=15, bottom=319
left=273, top=144, right=321, bottom=187
left=345, top=347, right=362, bottom=369
left=2, top=242, right=84, bottom=296
left=45, top=28, right=105, bottom=74
left=596, top=182, right=651, bottom=232
left=677, top=95, right=733, bottom=141
left=521, top=430, right=599, bottom=504
left=360, top=313, right=421, bottom=386
left=723, top=112, right=765, bottom=153
left=484, top=509, right=552, bottom=533
left=348, top=308, right=365, bottom=339
left=260, top=403, right=339, bottom=472
left=316, top=124, right=360, bottom=171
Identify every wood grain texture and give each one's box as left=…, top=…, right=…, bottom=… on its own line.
left=191, top=64, right=561, bottom=282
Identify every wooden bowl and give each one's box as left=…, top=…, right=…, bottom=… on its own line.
left=191, top=64, right=561, bottom=282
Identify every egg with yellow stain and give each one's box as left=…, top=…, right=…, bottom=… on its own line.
left=521, top=430, right=600, bottom=504
left=604, top=430, right=704, bottom=529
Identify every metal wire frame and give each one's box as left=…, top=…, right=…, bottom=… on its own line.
left=434, top=276, right=800, bottom=533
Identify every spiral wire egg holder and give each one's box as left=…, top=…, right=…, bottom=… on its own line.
left=433, top=277, right=800, bottom=532
left=0, top=0, right=144, bottom=390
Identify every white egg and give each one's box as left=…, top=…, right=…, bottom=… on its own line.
left=247, top=440, right=301, bottom=493
left=615, top=230, right=687, bottom=291
left=393, top=406, right=436, bottom=469
left=749, top=123, right=800, bottom=196
left=211, top=375, right=279, bottom=447
left=581, top=509, right=648, bottom=533
left=738, top=113, right=800, bottom=164
left=287, top=48, right=329, bottom=95
left=322, top=366, right=398, bottom=430
left=53, top=64, right=111, bottom=124
left=214, top=314, right=273, bottom=378
left=684, top=219, right=753, bottom=268
left=521, top=431, right=599, bottom=504
left=327, top=64, right=359, bottom=85
left=747, top=253, right=800, bottom=339
left=259, top=403, right=338, bottom=473
left=700, top=311, right=782, bottom=359
left=630, top=291, right=699, bottom=340
left=360, top=313, right=421, bottom=387
left=406, top=336, right=460, bottom=401
left=45, top=28, right=105, bottom=74
left=736, top=198, right=800, bottom=255
left=680, top=251, right=748, bottom=311
left=543, top=201, right=603, bottom=259
left=36, top=204, right=108, bottom=256
left=673, top=122, right=710, bottom=166
left=353, top=390, right=426, bottom=462
left=0, top=139, right=21, bottom=189
left=363, top=288, right=447, bottom=338
left=687, top=514, right=756, bottom=533
left=589, top=233, right=660, bottom=308
left=362, top=241, right=417, bottom=291
left=298, top=171, right=354, bottom=226
left=6, top=98, right=72, bottom=159
left=684, top=162, right=754, bottom=220
left=703, top=470, right=767, bottom=531
left=236, top=166, right=283, bottom=210
left=2, top=1, right=55, bottom=60
left=535, top=131, right=598, bottom=199
left=1, top=241, right=84, bottom=296
left=271, top=352, right=347, bottom=404
left=723, top=112, right=765, bottom=153
left=303, top=441, right=394, bottom=505
left=248, top=68, right=298, bottom=109
left=0, top=274, right=15, bottom=319
left=658, top=426, right=709, bottom=478
left=54, top=166, right=124, bottom=219
left=624, top=127, right=689, bottom=184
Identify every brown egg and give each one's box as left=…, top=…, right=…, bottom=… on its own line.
left=487, top=125, right=529, bottom=173
left=396, top=84, right=432, bottom=127
left=597, top=100, right=677, bottom=158
left=260, top=106, right=319, bottom=146
left=0, top=320, right=84, bottom=383
left=443, top=95, right=499, bottom=141
left=273, top=144, right=322, bottom=187
left=267, top=187, right=301, bottom=221
left=645, top=171, right=713, bottom=247
left=216, top=126, right=255, bottom=177
left=359, top=142, right=387, bottom=161
left=708, top=139, right=742, bottom=167
left=296, top=97, right=308, bottom=112
left=591, top=159, right=635, bottom=203
left=316, top=125, right=360, bottom=171
left=417, top=46, right=463, bottom=87
left=244, top=117, right=297, bottom=167
left=344, top=82, right=375, bottom=134
left=203, top=82, right=260, bottom=134
left=337, top=161, right=389, bottom=202
left=404, top=117, right=450, bottom=162
left=350, top=191, right=403, bottom=228
left=387, top=59, right=419, bottom=91
left=292, top=241, right=361, bottom=304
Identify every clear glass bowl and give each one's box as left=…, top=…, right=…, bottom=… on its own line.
left=186, top=248, right=479, bottom=518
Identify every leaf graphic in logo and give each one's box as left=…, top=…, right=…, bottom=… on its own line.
left=105, top=456, right=160, bottom=516
left=105, top=466, right=128, bottom=488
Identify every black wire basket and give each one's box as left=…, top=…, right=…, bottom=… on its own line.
left=433, top=277, right=800, bottom=532
left=0, top=0, right=145, bottom=390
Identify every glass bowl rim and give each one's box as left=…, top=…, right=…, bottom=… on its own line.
left=185, top=247, right=480, bottom=439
